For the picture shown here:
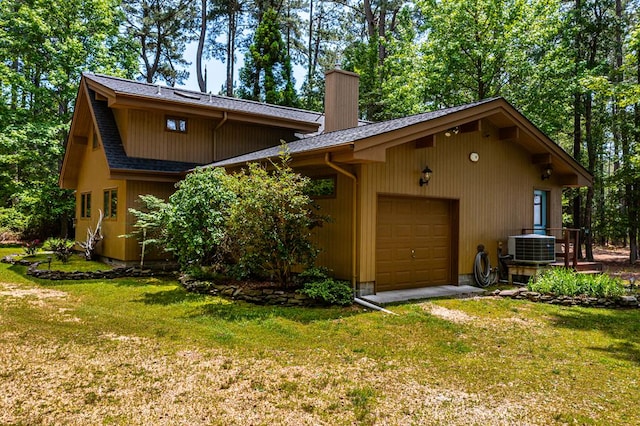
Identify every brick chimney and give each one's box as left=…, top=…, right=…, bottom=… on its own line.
left=324, top=68, right=359, bottom=133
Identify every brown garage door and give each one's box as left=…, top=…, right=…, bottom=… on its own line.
left=376, top=196, right=453, bottom=291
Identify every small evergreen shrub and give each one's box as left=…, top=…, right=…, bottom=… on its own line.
left=43, top=238, right=75, bottom=263
left=299, top=277, right=353, bottom=306
left=529, top=268, right=624, bottom=298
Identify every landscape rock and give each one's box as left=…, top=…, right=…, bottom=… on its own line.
left=494, top=287, right=640, bottom=309
left=178, top=275, right=325, bottom=307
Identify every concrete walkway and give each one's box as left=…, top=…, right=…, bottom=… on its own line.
left=360, top=284, right=486, bottom=305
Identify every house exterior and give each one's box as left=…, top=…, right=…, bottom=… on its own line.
left=60, top=70, right=591, bottom=294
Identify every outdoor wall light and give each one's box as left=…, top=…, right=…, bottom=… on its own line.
left=444, top=126, right=459, bottom=137
left=420, top=166, right=433, bottom=186
left=541, top=165, right=553, bottom=180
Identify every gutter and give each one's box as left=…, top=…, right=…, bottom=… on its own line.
left=322, top=153, right=397, bottom=317
left=323, top=153, right=358, bottom=295
left=213, top=111, right=228, bottom=160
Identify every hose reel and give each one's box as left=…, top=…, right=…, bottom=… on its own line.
left=473, top=244, right=498, bottom=287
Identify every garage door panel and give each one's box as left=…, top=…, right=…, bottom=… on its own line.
left=376, top=196, right=454, bottom=291
left=393, top=224, right=413, bottom=238
left=377, top=224, right=392, bottom=239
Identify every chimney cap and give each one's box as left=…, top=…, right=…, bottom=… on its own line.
left=324, top=68, right=360, bottom=78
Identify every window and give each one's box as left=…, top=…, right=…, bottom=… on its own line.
left=92, top=129, right=99, bottom=149
left=103, top=188, right=117, bottom=219
left=306, top=175, right=336, bottom=198
left=533, top=189, right=548, bottom=235
left=80, top=192, right=91, bottom=219
left=165, top=116, right=187, bottom=133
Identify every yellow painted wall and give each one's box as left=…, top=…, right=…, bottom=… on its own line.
left=356, top=121, right=563, bottom=283
left=124, top=181, right=177, bottom=261
left=75, top=129, right=127, bottom=260
left=308, top=171, right=354, bottom=280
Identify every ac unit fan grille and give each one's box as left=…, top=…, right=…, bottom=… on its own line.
left=508, top=235, right=555, bottom=264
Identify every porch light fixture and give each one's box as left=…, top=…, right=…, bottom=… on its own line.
left=445, top=126, right=459, bottom=137
left=420, top=166, right=433, bottom=186
left=541, top=165, right=553, bottom=180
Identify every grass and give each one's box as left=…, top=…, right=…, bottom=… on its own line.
left=1, top=246, right=640, bottom=424
left=529, top=267, right=625, bottom=298
left=6, top=250, right=112, bottom=272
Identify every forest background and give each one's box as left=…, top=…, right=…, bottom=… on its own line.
left=1, top=0, right=639, bottom=261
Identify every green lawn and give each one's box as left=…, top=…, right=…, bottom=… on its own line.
left=1, top=247, right=639, bottom=425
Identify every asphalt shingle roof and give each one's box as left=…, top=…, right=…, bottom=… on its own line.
left=84, top=73, right=323, bottom=127
left=88, top=88, right=202, bottom=173
left=210, top=97, right=501, bottom=167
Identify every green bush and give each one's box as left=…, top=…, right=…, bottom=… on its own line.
left=166, top=167, right=235, bottom=269
left=226, top=151, right=321, bottom=286
left=0, top=207, right=26, bottom=234
left=529, top=268, right=625, bottom=298
left=299, top=277, right=353, bottom=306
left=43, top=238, right=75, bottom=263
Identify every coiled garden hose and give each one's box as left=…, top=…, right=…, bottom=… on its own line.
left=474, top=244, right=497, bottom=288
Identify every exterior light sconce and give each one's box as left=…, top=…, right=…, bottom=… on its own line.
left=420, top=166, right=433, bottom=186
left=541, top=165, right=553, bottom=180
left=445, top=126, right=459, bottom=137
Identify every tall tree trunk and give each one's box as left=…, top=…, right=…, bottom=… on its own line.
left=196, top=0, right=207, bottom=92
left=632, top=50, right=640, bottom=262
left=584, top=92, right=595, bottom=261
left=307, top=0, right=313, bottom=102
left=572, top=0, right=583, bottom=258
left=225, top=5, right=237, bottom=97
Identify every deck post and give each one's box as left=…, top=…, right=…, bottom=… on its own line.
left=564, top=229, right=570, bottom=269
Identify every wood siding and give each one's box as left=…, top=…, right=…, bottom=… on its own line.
left=114, top=109, right=300, bottom=165
left=357, top=120, right=563, bottom=283
left=309, top=171, right=354, bottom=280
left=213, top=122, right=299, bottom=161
left=123, top=109, right=213, bottom=163
left=75, top=127, right=127, bottom=260
left=124, top=181, right=177, bottom=261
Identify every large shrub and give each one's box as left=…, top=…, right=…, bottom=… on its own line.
left=128, top=151, right=323, bottom=287
left=225, top=154, right=320, bottom=286
left=529, top=268, right=625, bottom=298
left=165, top=167, right=236, bottom=269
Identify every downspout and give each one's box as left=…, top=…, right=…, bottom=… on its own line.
left=323, top=153, right=395, bottom=315
left=323, top=153, right=357, bottom=294
left=213, top=111, right=228, bottom=161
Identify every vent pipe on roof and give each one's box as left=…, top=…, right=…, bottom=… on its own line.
left=324, top=68, right=359, bottom=133
left=156, top=84, right=161, bottom=95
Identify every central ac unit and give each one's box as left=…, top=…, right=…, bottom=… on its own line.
left=508, top=234, right=556, bottom=264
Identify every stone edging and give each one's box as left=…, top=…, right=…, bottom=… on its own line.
left=1, top=255, right=175, bottom=280
left=180, top=275, right=318, bottom=307
left=492, top=287, right=639, bottom=308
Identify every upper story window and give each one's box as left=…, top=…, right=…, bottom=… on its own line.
left=165, top=116, right=187, bottom=133
left=80, top=192, right=91, bottom=219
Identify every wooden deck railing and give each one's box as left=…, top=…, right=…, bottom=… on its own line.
left=520, top=228, right=580, bottom=270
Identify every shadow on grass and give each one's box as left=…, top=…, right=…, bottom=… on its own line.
left=549, top=307, right=640, bottom=364
left=196, top=300, right=362, bottom=324
left=137, top=287, right=207, bottom=305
